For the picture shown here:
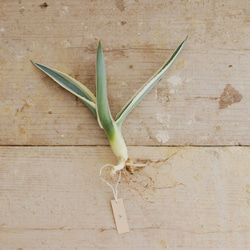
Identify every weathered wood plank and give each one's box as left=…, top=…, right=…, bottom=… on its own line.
left=1, top=146, right=250, bottom=249
left=1, top=1, right=250, bottom=249
left=0, top=0, right=249, bottom=146
left=1, top=229, right=250, bottom=250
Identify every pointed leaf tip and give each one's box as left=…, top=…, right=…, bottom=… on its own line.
left=31, top=61, right=97, bottom=117
left=96, top=41, right=115, bottom=136
left=115, top=37, right=188, bottom=127
left=98, top=41, right=102, bottom=50
left=183, top=36, right=188, bottom=44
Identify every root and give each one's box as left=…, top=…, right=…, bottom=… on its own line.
left=120, top=151, right=184, bottom=202
left=125, top=158, right=146, bottom=174
left=111, top=157, right=146, bottom=175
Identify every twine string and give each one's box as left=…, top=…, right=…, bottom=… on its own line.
left=100, top=164, right=121, bottom=202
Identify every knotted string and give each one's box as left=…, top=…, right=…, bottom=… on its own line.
left=100, top=164, right=121, bottom=202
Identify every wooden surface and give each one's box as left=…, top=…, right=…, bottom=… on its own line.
left=0, top=0, right=249, bottom=146
left=0, top=0, right=250, bottom=249
left=1, top=146, right=250, bottom=249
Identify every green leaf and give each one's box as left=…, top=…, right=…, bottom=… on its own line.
left=96, top=42, right=115, bottom=138
left=31, top=61, right=97, bottom=117
left=115, top=36, right=188, bottom=128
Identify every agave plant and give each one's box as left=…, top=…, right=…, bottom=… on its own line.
left=32, top=37, right=188, bottom=174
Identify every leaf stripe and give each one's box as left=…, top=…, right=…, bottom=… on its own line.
left=96, top=42, right=115, bottom=138
left=115, top=36, right=188, bottom=128
left=32, top=61, right=97, bottom=117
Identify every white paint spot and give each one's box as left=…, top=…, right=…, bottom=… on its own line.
left=61, top=6, right=69, bottom=16
left=25, top=96, right=34, bottom=106
left=156, top=113, right=170, bottom=126
left=85, top=26, right=88, bottom=29
left=156, top=113, right=164, bottom=123
left=63, top=6, right=69, bottom=12
left=16, top=55, right=24, bottom=60
left=61, top=40, right=71, bottom=48
left=184, top=78, right=191, bottom=84
left=0, top=28, right=5, bottom=32
left=167, top=75, right=182, bottom=86
left=156, top=132, right=169, bottom=143
left=169, top=89, right=175, bottom=94
left=187, top=119, right=193, bottom=125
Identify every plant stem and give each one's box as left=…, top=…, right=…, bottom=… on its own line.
left=108, top=123, right=128, bottom=173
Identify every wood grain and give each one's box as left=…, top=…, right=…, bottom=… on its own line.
left=0, top=0, right=249, bottom=146
left=1, top=146, right=250, bottom=249
left=1, top=0, right=250, bottom=249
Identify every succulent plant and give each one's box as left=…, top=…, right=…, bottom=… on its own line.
left=32, top=37, right=188, bottom=174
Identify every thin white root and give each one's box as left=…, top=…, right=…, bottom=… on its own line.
left=111, top=160, right=126, bottom=175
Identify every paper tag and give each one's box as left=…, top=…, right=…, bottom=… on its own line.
left=111, top=198, right=129, bottom=234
